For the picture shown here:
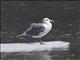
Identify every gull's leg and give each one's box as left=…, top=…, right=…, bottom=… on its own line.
left=39, top=40, right=45, bottom=45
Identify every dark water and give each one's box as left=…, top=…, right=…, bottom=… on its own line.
left=1, top=1, right=80, bottom=60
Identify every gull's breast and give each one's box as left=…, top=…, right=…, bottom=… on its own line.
left=43, top=23, right=52, bottom=33
left=32, top=23, right=52, bottom=38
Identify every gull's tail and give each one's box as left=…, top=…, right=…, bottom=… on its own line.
left=16, top=32, right=25, bottom=37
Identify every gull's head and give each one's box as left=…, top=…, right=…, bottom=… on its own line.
left=42, top=18, right=54, bottom=23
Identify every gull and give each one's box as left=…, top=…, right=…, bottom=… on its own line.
left=17, top=18, right=54, bottom=44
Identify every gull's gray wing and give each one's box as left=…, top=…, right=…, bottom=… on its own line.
left=23, top=23, right=45, bottom=36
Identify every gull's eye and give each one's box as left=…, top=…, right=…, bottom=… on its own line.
left=46, top=19, right=49, bottom=21
left=45, top=19, right=48, bottom=21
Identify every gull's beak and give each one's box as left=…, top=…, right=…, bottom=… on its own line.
left=50, top=20, right=55, bottom=23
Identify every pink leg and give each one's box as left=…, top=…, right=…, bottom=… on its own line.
left=39, top=40, right=45, bottom=45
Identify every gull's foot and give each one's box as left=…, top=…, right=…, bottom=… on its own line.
left=39, top=40, right=45, bottom=45
left=40, top=42, right=45, bottom=45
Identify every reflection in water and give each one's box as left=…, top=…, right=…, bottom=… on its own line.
left=1, top=51, right=51, bottom=60
left=1, top=48, right=70, bottom=60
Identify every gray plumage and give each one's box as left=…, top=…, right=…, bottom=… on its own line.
left=18, top=18, right=54, bottom=39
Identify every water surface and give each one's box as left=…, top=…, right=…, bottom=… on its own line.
left=1, top=1, right=80, bottom=60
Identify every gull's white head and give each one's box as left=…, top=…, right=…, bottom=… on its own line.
left=42, top=18, right=54, bottom=23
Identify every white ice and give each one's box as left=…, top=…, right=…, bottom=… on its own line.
left=1, top=41, right=70, bottom=52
